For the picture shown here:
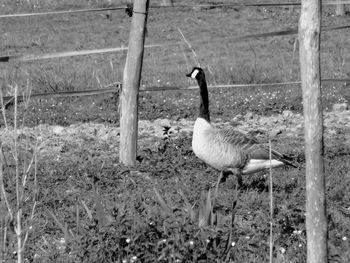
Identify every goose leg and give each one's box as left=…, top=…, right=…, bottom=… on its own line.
left=211, top=170, right=231, bottom=190
left=221, top=170, right=232, bottom=183
left=210, top=170, right=224, bottom=189
left=212, top=171, right=224, bottom=201
left=211, top=169, right=242, bottom=189
left=229, top=168, right=243, bottom=189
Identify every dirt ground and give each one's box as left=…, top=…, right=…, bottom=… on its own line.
left=1, top=108, right=349, bottom=162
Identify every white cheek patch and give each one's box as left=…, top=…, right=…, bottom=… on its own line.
left=191, top=69, right=199, bottom=79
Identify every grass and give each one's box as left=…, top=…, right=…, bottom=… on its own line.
left=0, top=1, right=347, bottom=127
left=0, top=1, right=349, bottom=262
left=1, top=131, right=349, bottom=262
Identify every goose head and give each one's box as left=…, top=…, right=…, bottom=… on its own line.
left=186, top=67, right=204, bottom=80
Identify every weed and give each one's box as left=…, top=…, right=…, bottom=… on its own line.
left=0, top=83, right=38, bottom=263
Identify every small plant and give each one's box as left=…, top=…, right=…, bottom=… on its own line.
left=154, top=185, right=220, bottom=228
left=153, top=180, right=239, bottom=261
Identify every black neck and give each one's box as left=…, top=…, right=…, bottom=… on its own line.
left=197, top=74, right=210, bottom=122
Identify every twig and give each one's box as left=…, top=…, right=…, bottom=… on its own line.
left=15, top=209, right=23, bottom=263
left=21, top=200, right=37, bottom=251
left=206, top=65, right=217, bottom=86
left=2, top=225, right=7, bottom=262
left=177, top=27, right=201, bottom=67
left=289, top=36, right=299, bottom=79
left=76, top=198, right=80, bottom=236
left=81, top=200, right=93, bottom=220
left=269, top=140, right=273, bottom=263
left=179, top=43, right=191, bottom=85
left=249, top=45, right=257, bottom=75
left=12, top=85, right=24, bottom=263
left=221, top=184, right=238, bottom=261
left=0, top=88, right=8, bottom=128
left=0, top=145, right=13, bottom=220
left=20, top=79, right=32, bottom=128
left=22, top=145, right=40, bottom=251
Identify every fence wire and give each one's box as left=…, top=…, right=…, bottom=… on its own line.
left=0, top=1, right=349, bottom=19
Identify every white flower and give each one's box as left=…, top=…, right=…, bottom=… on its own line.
left=293, top=230, right=302, bottom=235
left=231, top=241, right=236, bottom=247
left=342, top=236, right=347, bottom=241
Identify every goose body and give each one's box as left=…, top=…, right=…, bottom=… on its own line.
left=187, top=67, right=296, bottom=178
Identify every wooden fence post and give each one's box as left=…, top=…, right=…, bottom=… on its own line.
left=120, top=0, right=149, bottom=166
left=299, top=0, right=328, bottom=263
left=106, top=0, right=112, bottom=20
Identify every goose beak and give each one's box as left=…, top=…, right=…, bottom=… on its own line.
left=186, top=72, right=192, bottom=78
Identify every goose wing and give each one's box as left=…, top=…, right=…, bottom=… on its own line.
left=217, top=128, right=297, bottom=167
left=218, top=128, right=258, bottom=150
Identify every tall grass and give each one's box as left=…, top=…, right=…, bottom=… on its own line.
left=0, top=82, right=38, bottom=262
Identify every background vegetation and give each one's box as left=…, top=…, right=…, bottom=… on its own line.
left=0, top=1, right=349, bottom=262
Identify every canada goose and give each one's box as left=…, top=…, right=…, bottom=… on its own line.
left=187, top=67, right=297, bottom=185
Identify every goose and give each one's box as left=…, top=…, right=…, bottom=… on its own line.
left=187, top=67, right=297, bottom=185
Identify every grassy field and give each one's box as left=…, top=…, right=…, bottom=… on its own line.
left=0, top=1, right=349, bottom=262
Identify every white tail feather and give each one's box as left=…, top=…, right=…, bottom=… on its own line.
left=242, top=159, right=285, bottom=175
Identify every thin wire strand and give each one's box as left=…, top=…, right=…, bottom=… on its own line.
left=2, top=77, right=348, bottom=105
left=0, top=2, right=349, bottom=19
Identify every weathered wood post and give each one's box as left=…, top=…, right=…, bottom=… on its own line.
left=299, top=0, right=328, bottom=262
left=106, top=0, right=113, bottom=20
left=120, top=0, right=149, bottom=165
